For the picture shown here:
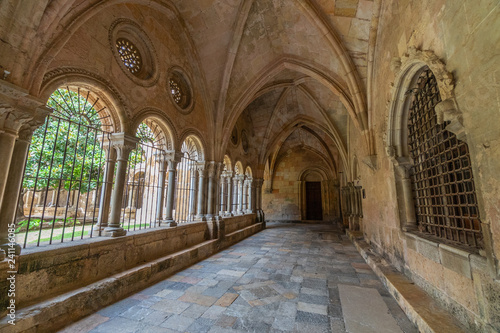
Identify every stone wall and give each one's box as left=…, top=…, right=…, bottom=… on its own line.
left=348, top=0, right=500, bottom=331
left=263, top=148, right=338, bottom=222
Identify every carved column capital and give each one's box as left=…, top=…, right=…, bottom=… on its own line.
left=165, top=150, right=183, bottom=170
left=206, top=161, right=217, bottom=178
left=0, top=81, right=51, bottom=133
left=110, top=133, right=139, bottom=161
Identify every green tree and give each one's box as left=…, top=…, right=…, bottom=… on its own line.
left=23, top=88, right=107, bottom=193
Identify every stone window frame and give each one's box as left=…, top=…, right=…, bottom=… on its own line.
left=167, top=66, right=195, bottom=114
left=386, top=48, right=497, bottom=275
left=109, top=19, right=159, bottom=87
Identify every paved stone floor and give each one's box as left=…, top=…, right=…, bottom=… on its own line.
left=60, top=223, right=418, bottom=333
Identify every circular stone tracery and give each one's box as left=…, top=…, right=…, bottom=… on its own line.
left=115, top=38, right=142, bottom=75
left=167, top=69, right=193, bottom=112
left=169, top=78, right=182, bottom=105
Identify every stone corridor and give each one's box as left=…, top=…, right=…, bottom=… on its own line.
left=60, top=223, right=417, bottom=333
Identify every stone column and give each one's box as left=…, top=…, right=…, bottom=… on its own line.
left=0, top=84, right=51, bottom=259
left=232, top=176, right=239, bottom=215
left=242, top=180, right=248, bottom=214
left=94, top=141, right=117, bottom=232
left=247, top=179, right=254, bottom=214
left=205, top=161, right=217, bottom=221
left=396, top=164, right=417, bottom=231
left=219, top=175, right=226, bottom=215
left=226, top=173, right=233, bottom=216
left=188, top=162, right=198, bottom=219
left=0, top=123, right=42, bottom=255
left=155, top=151, right=167, bottom=225
left=237, top=176, right=244, bottom=215
left=164, top=151, right=182, bottom=227
left=103, top=133, right=138, bottom=237
left=195, top=162, right=206, bottom=221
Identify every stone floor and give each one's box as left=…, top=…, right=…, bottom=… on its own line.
left=60, top=223, right=418, bottom=333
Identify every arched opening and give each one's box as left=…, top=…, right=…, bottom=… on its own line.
left=174, top=135, right=204, bottom=223
left=304, top=171, right=323, bottom=221
left=17, top=85, right=116, bottom=247
left=121, top=120, right=171, bottom=231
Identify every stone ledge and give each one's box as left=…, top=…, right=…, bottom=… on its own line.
left=404, top=232, right=477, bottom=279
left=0, top=220, right=264, bottom=333
left=347, top=233, right=467, bottom=333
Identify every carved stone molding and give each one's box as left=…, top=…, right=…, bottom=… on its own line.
left=435, top=98, right=466, bottom=142
left=0, top=80, right=51, bottom=134
left=387, top=47, right=460, bottom=159
left=41, top=67, right=127, bottom=129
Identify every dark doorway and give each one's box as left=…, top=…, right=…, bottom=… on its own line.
left=306, top=182, right=323, bottom=220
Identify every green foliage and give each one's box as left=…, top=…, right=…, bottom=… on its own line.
left=23, top=88, right=106, bottom=193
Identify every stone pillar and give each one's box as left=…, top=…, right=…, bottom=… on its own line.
left=205, top=161, right=217, bottom=221
left=237, top=176, right=244, bottom=215
left=164, top=151, right=182, bottom=227
left=246, top=179, right=254, bottom=214
left=250, top=179, right=256, bottom=213
left=242, top=180, right=248, bottom=213
left=254, top=178, right=264, bottom=222
left=219, top=175, right=226, bottom=215
left=155, top=151, right=168, bottom=225
left=232, top=176, right=239, bottom=215
left=188, top=162, right=198, bottom=219
left=94, top=142, right=117, bottom=232
left=226, top=173, right=233, bottom=216
left=396, top=165, right=417, bottom=231
left=0, top=125, right=39, bottom=255
left=195, top=162, right=206, bottom=221
left=0, top=83, right=51, bottom=259
left=103, top=133, right=138, bottom=237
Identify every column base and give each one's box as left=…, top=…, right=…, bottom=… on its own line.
left=195, top=215, right=207, bottom=222
left=0, top=242, right=21, bottom=257
left=245, top=210, right=253, bottom=214
left=224, top=212, right=234, bottom=217
left=205, top=214, right=215, bottom=221
left=237, top=210, right=244, bottom=215
left=164, top=220, right=177, bottom=227
left=93, top=224, right=107, bottom=232
left=103, top=226, right=127, bottom=237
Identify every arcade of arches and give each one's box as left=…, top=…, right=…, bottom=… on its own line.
left=0, top=0, right=499, bottom=332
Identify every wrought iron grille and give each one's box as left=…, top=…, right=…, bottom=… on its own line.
left=17, top=87, right=113, bottom=248
left=121, top=143, right=164, bottom=230
left=174, top=141, right=198, bottom=223
left=408, top=68, right=482, bottom=248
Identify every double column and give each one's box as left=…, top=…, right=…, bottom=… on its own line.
left=155, top=151, right=168, bottom=226
left=94, top=141, right=117, bottom=232
left=0, top=82, right=51, bottom=258
left=195, top=162, right=206, bottom=221
left=103, top=133, right=139, bottom=237
left=225, top=172, right=233, bottom=216
left=164, top=151, right=182, bottom=227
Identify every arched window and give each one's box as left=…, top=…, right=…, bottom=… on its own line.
left=18, top=86, right=115, bottom=248
left=175, top=136, right=203, bottom=223
left=407, top=68, right=482, bottom=248
left=122, top=120, right=168, bottom=230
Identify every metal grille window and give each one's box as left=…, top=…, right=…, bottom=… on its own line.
left=17, top=87, right=113, bottom=248
left=408, top=68, right=482, bottom=248
left=122, top=122, right=166, bottom=230
left=174, top=139, right=199, bottom=223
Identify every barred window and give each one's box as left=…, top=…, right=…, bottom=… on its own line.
left=407, top=68, right=482, bottom=248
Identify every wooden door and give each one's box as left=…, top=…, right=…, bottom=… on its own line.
left=306, top=182, right=323, bottom=220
